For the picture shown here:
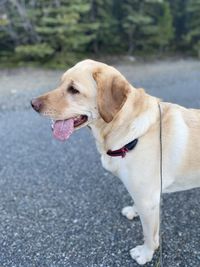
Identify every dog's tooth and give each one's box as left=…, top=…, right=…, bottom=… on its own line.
left=51, top=119, right=55, bottom=129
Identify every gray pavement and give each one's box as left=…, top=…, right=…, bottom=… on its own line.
left=0, top=59, right=200, bottom=267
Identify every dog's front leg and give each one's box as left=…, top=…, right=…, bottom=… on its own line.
left=121, top=174, right=160, bottom=265
left=130, top=197, right=160, bottom=265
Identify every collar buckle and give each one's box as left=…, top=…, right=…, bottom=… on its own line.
left=121, top=147, right=129, bottom=158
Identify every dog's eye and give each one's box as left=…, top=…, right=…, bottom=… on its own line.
left=68, top=85, right=80, bottom=94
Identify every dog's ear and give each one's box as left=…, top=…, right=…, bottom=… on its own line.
left=93, top=69, right=130, bottom=123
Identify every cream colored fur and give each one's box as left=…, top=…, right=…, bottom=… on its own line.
left=35, top=59, right=200, bottom=265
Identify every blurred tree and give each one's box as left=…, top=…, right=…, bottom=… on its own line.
left=121, top=0, right=174, bottom=54
left=122, top=0, right=151, bottom=54
left=147, top=1, right=174, bottom=52
left=1, top=0, right=39, bottom=45
left=185, top=0, right=200, bottom=57
left=16, top=0, right=94, bottom=64
left=0, top=0, right=199, bottom=66
left=168, top=0, right=187, bottom=50
left=89, top=0, right=121, bottom=54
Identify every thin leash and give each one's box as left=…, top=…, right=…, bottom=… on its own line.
left=158, top=102, right=163, bottom=267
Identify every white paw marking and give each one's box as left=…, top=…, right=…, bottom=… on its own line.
left=130, top=244, right=154, bottom=265
left=121, top=206, right=138, bottom=220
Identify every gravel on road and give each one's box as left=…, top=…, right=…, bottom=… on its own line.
left=0, top=59, right=200, bottom=267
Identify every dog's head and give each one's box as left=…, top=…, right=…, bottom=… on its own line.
left=31, top=59, right=131, bottom=141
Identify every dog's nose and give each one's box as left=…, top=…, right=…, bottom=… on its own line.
left=31, top=98, right=43, bottom=112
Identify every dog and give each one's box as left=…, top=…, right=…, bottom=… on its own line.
left=31, top=59, right=200, bottom=265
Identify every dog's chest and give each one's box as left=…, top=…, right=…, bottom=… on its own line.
left=101, top=154, right=128, bottom=177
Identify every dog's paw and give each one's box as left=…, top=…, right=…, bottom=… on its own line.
left=130, top=244, right=154, bottom=265
left=121, top=206, right=138, bottom=220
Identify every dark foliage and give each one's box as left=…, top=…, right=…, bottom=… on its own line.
left=0, top=0, right=199, bottom=67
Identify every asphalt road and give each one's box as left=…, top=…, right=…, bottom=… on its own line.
left=0, top=59, right=200, bottom=267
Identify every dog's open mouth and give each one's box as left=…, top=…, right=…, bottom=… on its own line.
left=52, top=115, right=88, bottom=141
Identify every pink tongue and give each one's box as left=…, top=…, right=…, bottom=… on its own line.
left=53, top=119, right=74, bottom=141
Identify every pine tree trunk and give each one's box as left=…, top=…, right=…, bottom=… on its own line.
left=91, top=0, right=99, bottom=54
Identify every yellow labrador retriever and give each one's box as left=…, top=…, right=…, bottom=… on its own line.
left=31, top=59, right=200, bottom=265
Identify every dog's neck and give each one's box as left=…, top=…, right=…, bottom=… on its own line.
left=89, top=89, right=160, bottom=154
